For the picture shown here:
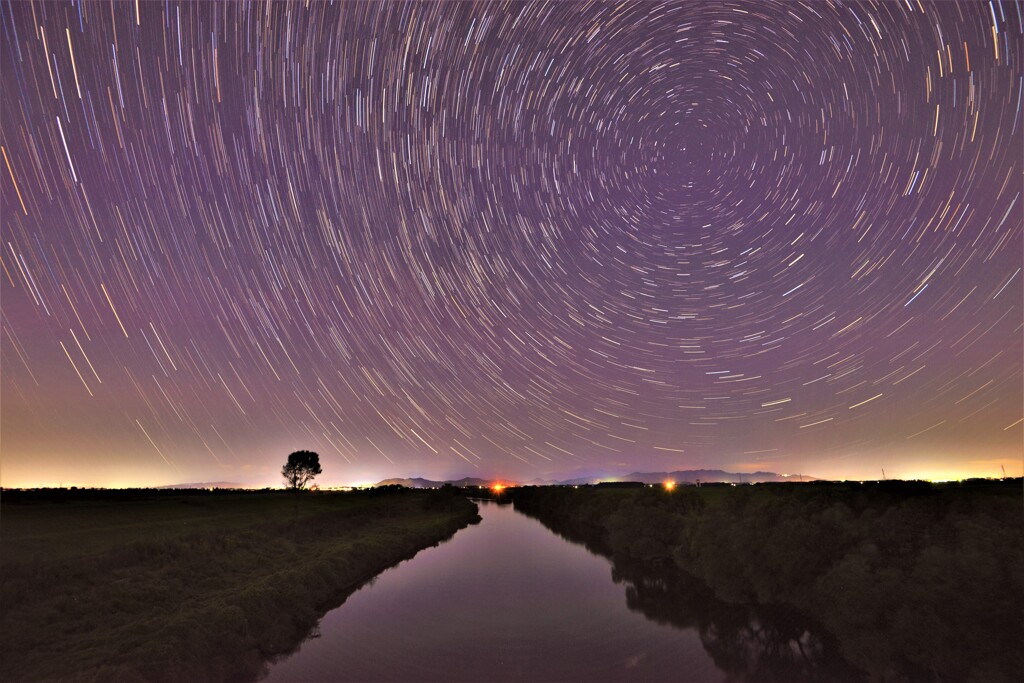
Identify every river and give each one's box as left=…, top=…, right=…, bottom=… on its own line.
left=262, top=499, right=858, bottom=682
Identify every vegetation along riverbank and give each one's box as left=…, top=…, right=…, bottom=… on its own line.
left=1, top=487, right=480, bottom=682
left=506, top=479, right=1023, bottom=682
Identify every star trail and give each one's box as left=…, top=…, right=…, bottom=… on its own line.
left=2, top=1, right=1021, bottom=488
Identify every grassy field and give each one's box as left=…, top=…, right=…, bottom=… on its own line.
left=1, top=488, right=479, bottom=682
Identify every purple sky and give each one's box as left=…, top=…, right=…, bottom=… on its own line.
left=2, top=1, right=1021, bottom=488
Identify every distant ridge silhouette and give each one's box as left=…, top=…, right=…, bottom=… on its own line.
left=374, top=469, right=814, bottom=488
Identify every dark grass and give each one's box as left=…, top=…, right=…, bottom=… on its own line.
left=2, top=488, right=382, bottom=563
left=0, top=488, right=480, bottom=682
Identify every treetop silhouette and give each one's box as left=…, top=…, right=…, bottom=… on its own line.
left=282, top=450, right=322, bottom=490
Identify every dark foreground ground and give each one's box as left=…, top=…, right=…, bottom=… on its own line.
left=504, top=479, right=1023, bottom=683
left=0, top=487, right=479, bottom=682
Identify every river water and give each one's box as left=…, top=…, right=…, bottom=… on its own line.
left=262, top=499, right=729, bottom=679
left=262, top=499, right=857, bottom=682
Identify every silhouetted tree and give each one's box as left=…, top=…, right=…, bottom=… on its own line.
left=282, top=450, right=322, bottom=490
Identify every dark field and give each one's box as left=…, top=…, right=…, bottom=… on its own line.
left=506, top=479, right=1024, bottom=683
left=3, top=481, right=1020, bottom=683
left=0, top=488, right=479, bottom=682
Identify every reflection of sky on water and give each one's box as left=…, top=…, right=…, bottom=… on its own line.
left=264, top=501, right=723, bottom=682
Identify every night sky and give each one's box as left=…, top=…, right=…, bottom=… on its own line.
left=2, top=1, right=1021, bottom=488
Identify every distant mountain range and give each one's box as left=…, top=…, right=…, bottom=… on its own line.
left=374, top=469, right=813, bottom=488
left=620, top=469, right=814, bottom=484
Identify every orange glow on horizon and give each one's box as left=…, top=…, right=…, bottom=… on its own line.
left=663, top=480, right=676, bottom=491
left=491, top=483, right=506, bottom=494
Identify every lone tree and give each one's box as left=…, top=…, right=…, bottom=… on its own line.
left=282, top=450, right=322, bottom=490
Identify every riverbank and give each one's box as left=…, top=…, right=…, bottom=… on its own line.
left=1, top=488, right=480, bottom=682
left=507, top=479, right=1023, bottom=682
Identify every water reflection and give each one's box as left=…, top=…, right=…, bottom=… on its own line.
left=617, top=568, right=864, bottom=682
left=263, top=500, right=723, bottom=682
left=524, top=509, right=865, bottom=682
left=263, top=500, right=863, bottom=682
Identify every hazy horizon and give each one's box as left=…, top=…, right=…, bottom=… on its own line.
left=5, top=462, right=1016, bottom=491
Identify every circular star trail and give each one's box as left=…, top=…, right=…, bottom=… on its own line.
left=1, top=1, right=1021, bottom=486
